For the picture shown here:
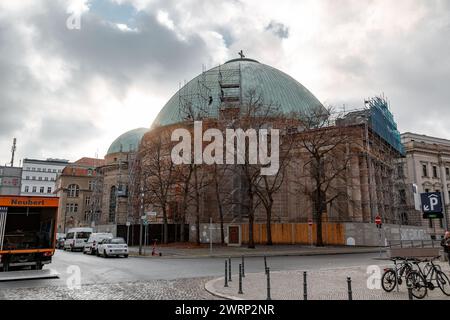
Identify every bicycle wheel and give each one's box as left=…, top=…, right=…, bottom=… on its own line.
left=382, top=269, right=397, bottom=292
left=406, top=271, right=427, bottom=299
left=436, top=271, right=450, bottom=296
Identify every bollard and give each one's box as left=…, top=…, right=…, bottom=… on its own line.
left=408, top=286, right=414, bottom=300
left=264, top=256, right=267, bottom=273
left=238, top=264, right=243, bottom=294
left=347, top=277, right=353, bottom=301
left=228, top=257, right=232, bottom=282
left=242, top=256, right=245, bottom=278
left=303, top=271, right=308, bottom=301
left=224, top=260, right=228, bottom=288
left=266, top=267, right=272, bottom=300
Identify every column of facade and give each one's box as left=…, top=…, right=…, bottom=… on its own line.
left=360, top=156, right=371, bottom=222
left=350, top=155, right=363, bottom=222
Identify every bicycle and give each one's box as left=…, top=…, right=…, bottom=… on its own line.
left=406, top=256, right=450, bottom=299
left=381, top=257, right=416, bottom=292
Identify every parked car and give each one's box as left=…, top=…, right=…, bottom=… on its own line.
left=97, top=237, right=128, bottom=258
left=64, top=228, right=93, bottom=252
left=56, top=233, right=66, bottom=249
left=83, top=233, right=113, bottom=255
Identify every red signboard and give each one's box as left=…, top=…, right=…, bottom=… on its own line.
left=375, top=216, right=382, bottom=225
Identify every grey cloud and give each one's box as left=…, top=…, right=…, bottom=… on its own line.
left=266, top=21, right=289, bottom=39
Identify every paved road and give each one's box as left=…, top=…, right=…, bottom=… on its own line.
left=0, top=250, right=382, bottom=290
left=0, top=250, right=387, bottom=299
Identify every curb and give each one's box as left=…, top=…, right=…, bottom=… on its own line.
left=128, top=248, right=386, bottom=260
left=204, top=277, right=244, bottom=301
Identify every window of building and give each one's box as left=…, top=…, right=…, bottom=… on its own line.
left=68, top=184, right=80, bottom=198
left=399, top=189, right=407, bottom=205
left=109, top=186, right=116, bottom=223
left=26, top=176, right=30, bottom=180
left=433, top=166, right=438, bottom=178
left=51, top=177, right=55, bottom=181
left=88, top=180, right=94, bottom=191
left=429, top=219, right=433, bottom=228
left=37, top=168, right=41, bottom=172
left=53, top=169, right=56, bottom=173
left=32, top=176, right=36, bottom=180
left=397, top=164, right=405, bottom=179
left=38, top=176, right=42, bottom=181
left=24, top=186, right=29, bottom=193
left=85, top=196, right=91, bottom=206
left=74, top=204, right=78, bottom=213
left=32, top=186, right=37, bottom=193
left=422, top=164, right=428, bottom=177
left=44, top=177, right=48, bottom=181
left=40, top=187, right=44, bottom=193
left=32, top=168, right=36, bottom=171
left=425, top=188, right=430, bottom=193
left=58, top=169, right=62, bottom=173
left=446, top=168, right=450, bottom=180
left=47, top=187, right=52, bottom=194
left=401, top=212, right=408, bottom=225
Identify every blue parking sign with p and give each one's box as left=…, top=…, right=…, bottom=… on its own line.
left=421, top=192, right=444, bottom=219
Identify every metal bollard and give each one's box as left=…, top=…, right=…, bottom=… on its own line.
left=228, top=257, right=232, bottom=282
left=264, top=256, right=267, bottom=273
left=303, top=271, right=308, bottom=301
left=408, top=286, right=414, bottom=300
left=242, top=256, right=245, bottom=278
left=224, top=260, right=228, bottom=287
left=238, top=264, right=243, bottom=294
left=266, top=267, right=271, bottom=300
left=347, top=277, right=353, bottom=301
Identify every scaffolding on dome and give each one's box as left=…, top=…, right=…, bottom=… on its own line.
left=177, top=63, right=242, bottom=122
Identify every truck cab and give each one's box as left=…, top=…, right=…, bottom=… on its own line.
left=0, top=196, right=58, bottom=272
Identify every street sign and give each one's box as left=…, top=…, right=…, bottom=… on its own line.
left=308, top=219, right=313, bottom=226
left=126, top=222, right=131, bottom=227
left=375, top=216, right=382, bottom=229
left=421, top=192, right=444, bottom=219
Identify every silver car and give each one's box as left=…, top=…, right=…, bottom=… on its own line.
left=97, top=238, right=128, bottom=258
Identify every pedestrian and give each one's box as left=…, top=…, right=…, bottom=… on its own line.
left=441, top=231, right=450, bottom=266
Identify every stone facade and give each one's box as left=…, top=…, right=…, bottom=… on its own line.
left=401, top=132, right=450, bottom=237
left=55, top=158, right=105, bottom=233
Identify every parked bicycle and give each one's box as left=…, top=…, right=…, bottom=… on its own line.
left=381, top=257, right=417, bottom=292
left=406, top=256, right=450, bottom=299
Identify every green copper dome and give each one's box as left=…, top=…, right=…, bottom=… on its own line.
left=152, top=58, right=325, bottom=128
left=107, top=128, right=149, bottom=155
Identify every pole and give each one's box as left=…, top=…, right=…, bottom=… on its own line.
left=347, top=277, right=353, bottom=301
left=228, top=257, right=232, bottom=282
left=139, top=188, right=144, bottom=256
left=266, top=267, right=271, bottom=300
left=224, top=260, right=228, bottom=287
left=242, top=256, right=245, bottom=278
left=127, top=224, right=130, bottom=245
left=210, top=217, right=213, bottom=254
left=303, top=271, right=308, bottom=300
left=238, top=264, right=243, bottom=294
left=378, top=226, right=382, bottom=258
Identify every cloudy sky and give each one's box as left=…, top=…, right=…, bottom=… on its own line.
left=0, top=0, right=449, bottom=165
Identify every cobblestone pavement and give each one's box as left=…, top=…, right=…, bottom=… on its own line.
left=206, top=264, right=450, bottom=300
left=0, top=277, right=219, bottom=300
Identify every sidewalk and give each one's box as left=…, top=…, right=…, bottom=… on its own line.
left=205, top=264, right=450, bottom=300
left=128, top=243, right=385, bottom=259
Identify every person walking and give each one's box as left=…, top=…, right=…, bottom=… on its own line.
left=441, top=231, right=450, bottom=266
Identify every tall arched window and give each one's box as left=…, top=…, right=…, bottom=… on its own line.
left=109, top=186, right=116, bottom=223
left=68, top=184, right=80, bottom=198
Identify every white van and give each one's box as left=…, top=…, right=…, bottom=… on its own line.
left=83, top=233, right=113, bottom=255
left=64, top=228, right=93, bottom=252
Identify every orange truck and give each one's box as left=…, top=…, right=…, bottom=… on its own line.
left=0, top=196, right=59, bottom=272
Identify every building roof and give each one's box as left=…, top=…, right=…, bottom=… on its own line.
left=107, top=128, right=149, bottom=155
left=74, top=157, right=105, bottom=167
left=23, top=158, right=70, bottom=165
left=151, top=57, right=325, bottom=128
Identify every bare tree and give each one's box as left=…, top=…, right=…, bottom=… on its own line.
left=140, top=130, right=177, bottom=244
left=295, top=106, right=355, bottom=247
